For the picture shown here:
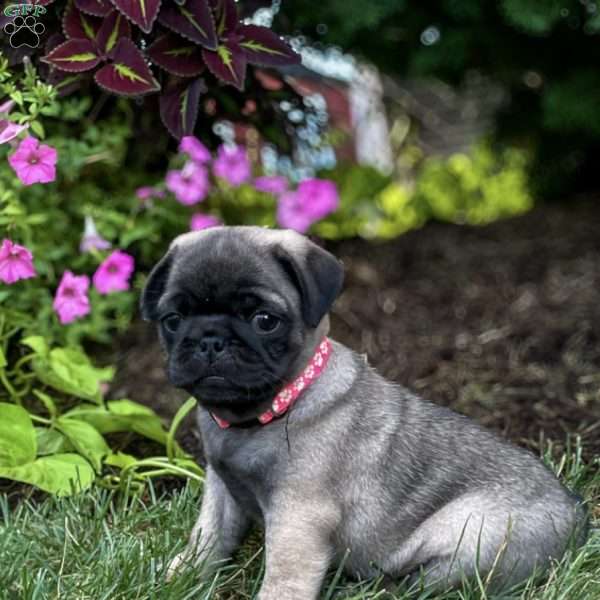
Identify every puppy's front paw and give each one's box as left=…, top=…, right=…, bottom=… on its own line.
left=166, top=551, right=189, bottom=581
left=258, top=585, right=314, bottom=600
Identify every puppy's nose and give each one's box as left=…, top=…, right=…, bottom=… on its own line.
left=197, top=335, right=226, bottom=362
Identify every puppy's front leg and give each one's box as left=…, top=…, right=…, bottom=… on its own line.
left=168, top=466, right=250, bottom=578
left=258, top=503, right=337, bottom=600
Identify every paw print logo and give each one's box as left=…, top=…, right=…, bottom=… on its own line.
left=4, top=15, right=45, bottom=49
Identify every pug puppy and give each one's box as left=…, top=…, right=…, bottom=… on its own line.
left=141, top=226, right=587, bottom=600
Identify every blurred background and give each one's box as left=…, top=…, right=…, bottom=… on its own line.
left=276, top=0, right=600, bottom=198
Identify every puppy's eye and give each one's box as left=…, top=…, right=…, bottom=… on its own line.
left=161, top=313, right=182, bottom=333
left=251, top=312, right=280, bottom=334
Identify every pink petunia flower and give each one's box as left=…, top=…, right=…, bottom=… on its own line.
left=254, top=175, right=288, bottom=196
left=0, top=121, right=28, bottom=145
left=8, top=136, right=58, bottom=186
left=190, top=212, right=222, bottom=231
left=295, top=179, right=339, bottom=220
left=166, top=161, right=210, bottom=205
left=276, top=179, right=339, bottom=233
left=276, top=191, right=315, bottom=233
left=135, top=186, right=166, bottom=202
left=53, top=271, right=91, bottom=324
left=212, top=144, right=251, bottom=187
left=179, top=136, right=211, bottom=164
left=80, top=216, right=111, bottom=253
left=93, top=250, right=135, bottom=295
left=0, top=98, right=28, bottom=144
left=0, top=239, right=36, bottom=284
left=0, top=99, right=15, bottom=114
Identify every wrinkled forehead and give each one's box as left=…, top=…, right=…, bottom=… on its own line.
left=166, top=229, right=290, bottom=302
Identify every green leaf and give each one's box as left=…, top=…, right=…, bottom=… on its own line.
left=1, top=204, right=24, bottom=217
left=56, top=417, right=110, bottom=474
left=108, top=399, right=169, bottom=446
left=9, top=90, right=23, bottom=105
left=119, top=223, right=157, bottom=248
left=21, top=335, right=49, bottom=357
left=63, top=404, right=125, bottom=433
left=25, top=213, right=49, bottom=225
left=104, top=451, right=139, bottom=470
left=30, top=120, right=45, bottom=138
left=0, top=454, right=95, bottom=496
left=0, top=346, right=6, bottom=369
left=33, top=389, right=57, bottom=419
left=31, top=346, right=114, bottom=403
left=500, top=0, right=561, bottom=35
left=167, top=397, right=196, bottom=461
left=64, top=400, right=172, bottom=449
left=36, top=428, right=72, bottom=455
left=107, top=398, right=156, bottom=418
left=0, top=402, right=36, bottom=467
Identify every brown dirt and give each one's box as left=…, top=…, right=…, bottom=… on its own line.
left=110, top=201, right=600, bottom=462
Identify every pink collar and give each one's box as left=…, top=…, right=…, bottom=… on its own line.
left=211, top=338, right=332, bottom=429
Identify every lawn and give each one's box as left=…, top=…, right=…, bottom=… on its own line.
left=2, top=441, right=598, bottom=600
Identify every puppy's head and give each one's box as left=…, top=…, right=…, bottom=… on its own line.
left=140, top=226, right=343, bottom=414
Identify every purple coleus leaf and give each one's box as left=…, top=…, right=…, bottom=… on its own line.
left=109, top=0, right=161, bottom=33
left=95, top=37, right=160, bottom=95
left=45, top=32, right=66, bottom=54
left=158, top=0, right=217, bottom=50
left=148, top=33, right=205, bottom=77
left=75, top=0, right=113, bottom=17
left=199, top=0, right=298, bottom=91
left=49, top=70, right=86, bottom=97
left=63, top=4, right=103, bottom=40
left=202, top=39, right=246, bottom=90
left=213, top=0, right=237, bottom=36
left=41, top=33, right=84, bottom=96
left=42, top=39, right=101, bottom=72
left=238, top=25, right=300, bottom=67
left=160, top=76, right=206, bottom=139
left=96, top=10, right=131, bottom=56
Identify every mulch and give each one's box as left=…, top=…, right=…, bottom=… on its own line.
left=110, top=200, right=600, bottom=462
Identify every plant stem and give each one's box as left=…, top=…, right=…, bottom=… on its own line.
left=30, top=414, right=51, bottom=425
left=9, top=353, right=36, bottom=374
left=0, top=369, right=20, bottom=404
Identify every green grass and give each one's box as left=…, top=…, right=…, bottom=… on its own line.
left=1, top=441, right=598, bottom=600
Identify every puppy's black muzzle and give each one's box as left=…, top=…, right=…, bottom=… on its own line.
left=195, top=335, right=226, bottom=363
left=185, top=314, right=230, bottom=364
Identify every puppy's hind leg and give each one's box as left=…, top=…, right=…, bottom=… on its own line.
left=382, top=494, right=528, bottom=592
left=167, top=466, right=251, bottom=579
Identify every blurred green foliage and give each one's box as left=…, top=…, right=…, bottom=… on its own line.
left=315, top=143, right=532, bottom=239
left=414, top=144, right=533, bottom=226
left=277, top=0, right=600, bottom=198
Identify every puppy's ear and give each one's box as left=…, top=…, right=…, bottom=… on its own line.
left=140, top=248, right=176, bottom=321
left=275, top=239, right=344, bottom=328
